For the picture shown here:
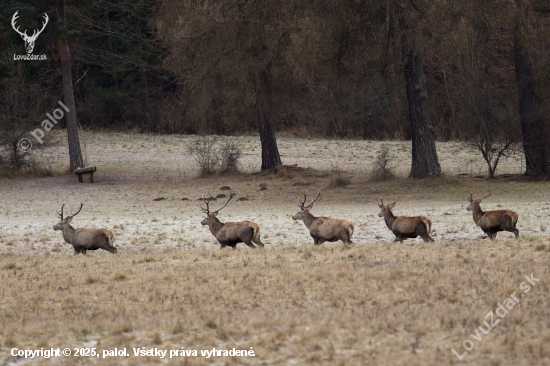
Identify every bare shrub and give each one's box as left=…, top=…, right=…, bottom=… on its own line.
left=219, top=140, right=242, bottom=174
left=327, top=166, right=352, bottom=189
left=0, top=72, right=58, bottom=176
left=188, top=136, right=219, bottom=177
left=370, top=145, right=396, bottom=181
left=33, top=151, right=62, bottom=177
left=0, top=98, right=48, bottom=170
left=188, top=136, right=242, bottom=176
left=471, top=127, right=521, bottom=179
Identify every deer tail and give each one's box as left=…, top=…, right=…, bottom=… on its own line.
left=349, top=223, right=355, bottom=237
left=252, top=224, right=260, bottom=241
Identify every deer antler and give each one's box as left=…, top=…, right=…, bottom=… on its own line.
left=298, top=193, right=308, bottom=210
left=480, top=191, right=491, bottom=201
left=11, top=12, right=48, bottom=39
left=66, top=203, right=83, bottom=220
left=200, top=194, right=211, bottom=214
left=305, top=191, right=321, bottom=210
left=388, top=196, right=399, bottom=206
left=469, top=191, right=476, bottom=202
left=57, top=204, right=65, bottom=220
left=31, top=13, right=49, bottom=39
left=11, top=11, right=26, bottom=38
left=213, top=193, right=236, bottom=215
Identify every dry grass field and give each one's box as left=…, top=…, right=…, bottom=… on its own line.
left=1, top=131, right=550, bottom=365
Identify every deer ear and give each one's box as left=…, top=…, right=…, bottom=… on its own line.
left=66, top=217, right=73, bottom=223
left=389, top=202, right=397, bottom=209
left=378, top=204, right=384, bottom=208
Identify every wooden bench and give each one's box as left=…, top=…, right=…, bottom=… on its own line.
left=74, top=166, right=96, bottom=183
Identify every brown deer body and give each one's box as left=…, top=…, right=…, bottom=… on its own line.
left=53, top=204, right=117, bottom=255
left=201, top=194, right=264, bottom=249
left=378, top=197, right=434, bottom=243
left=467, top=192, right=519, bottom=240
left=293, top=192, right=354, bottom=245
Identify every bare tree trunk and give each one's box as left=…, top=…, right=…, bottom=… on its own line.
left=514, top=0, right=549, bottom=177
left=404, top=51, right=441, bottom=178
left=57, top=0, right=83, bottom=172
left=254, top=70, right=281, bottom=171
left=397, top=0, right=441, bottom=179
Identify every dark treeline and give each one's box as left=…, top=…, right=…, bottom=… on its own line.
left=0, top=1, right=549, bottom=149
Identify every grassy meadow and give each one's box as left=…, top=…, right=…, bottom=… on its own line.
left=0, top=131, right=549, bottom=365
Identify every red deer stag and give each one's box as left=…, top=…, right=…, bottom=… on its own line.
left=200, top=193, right=264, bottom=249
left=53, top=204, right=117, bottom=255
left=467, top=192, right=519, bottom=240
left=292, top=192, right=354, bottom=245
left=378, top=196, right=434, bottom=243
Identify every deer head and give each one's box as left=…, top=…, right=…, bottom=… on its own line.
left=466, top=191, right=491, bottom=211
left=12, top=11, right=48, bottom=54
left=292, top=191, right=321, bottom=220
left=200, top=193, right=236, bottom=225
left=378, top=196, right=399, bottom=217
left=53, top=203, right=83, bottom=231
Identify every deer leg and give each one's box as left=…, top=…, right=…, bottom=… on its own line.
left=104, top=242, right=117, bottom=253
left=73, top=249, right=80, bottom=255
left=419, top=234, right=433, bottom=242
left=243, top=239, right=256, bottom=249
left=512, top=221, right=519, bottom=238
left=101, top=245, right=117, bottom=253
left=339, top=229, right=353, bottom=244
left=252, top=234, right=264, bottom=248
left=501, top=216, right=520, bottom=239
left=239, top=230, right=256, bottom=248
left=415, top=223, right=434, bottom=243
left=420, top=235, right=435, bottom=243
left=312, top=236, right=326, bottom=245
left=99, top=235, right=117, bottom=253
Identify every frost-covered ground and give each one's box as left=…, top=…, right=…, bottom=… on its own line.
left=0, top=131, right=547, bottom=256
left=1, top=132, right=550, bottom=366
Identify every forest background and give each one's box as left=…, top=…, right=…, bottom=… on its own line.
left=1, top=0, right=549, bottom=176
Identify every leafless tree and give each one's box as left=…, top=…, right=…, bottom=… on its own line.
left=471, top=122, right=520, bottom=179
